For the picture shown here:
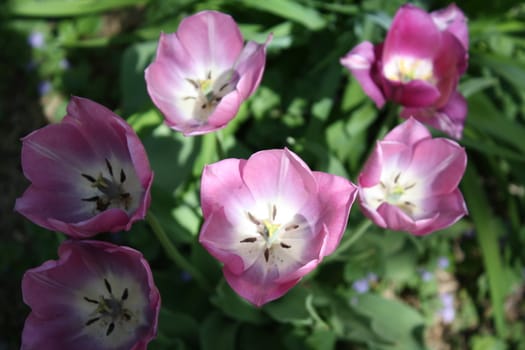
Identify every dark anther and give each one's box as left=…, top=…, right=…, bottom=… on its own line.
left=285, top=224, right=299, bottom=231
left=379, top=181, right=386, bottom=189
left=247, top=212, right=261, bottom=225
left=81, top=173, right=96, bottom=183
left=264, top=248, right=270, bottom=262
left=123, top=312, right=132, bottom=321
left=120, top=169, right=126, bottom=183
left=85, top=317, right=101, bottom=326
left=104, top=278, right=112, bottom=294
left=219, top=83, right=229, bottom=92
left=106, top=322, right=115, bottom=336
left=405, top=183, right=416, bottom=190
left=272, top=205, right=277, bottom=221
left=215, top=97, right=222, bottom=102
left=394, top=173, right=400, bottom=184
left=121, top=288, right=129, bottom=301
left=280, top=242, right=291, bottom=249
left=84, top=296, right=99, bottom=304
left=186, top=78, right=199, bottom=89
left=82, top=196, right=100, bottom=202
left=201, top=103, right=207, bottom=109
left=240, top=237, right=257, bottom=243
left=105, top=158, right=113, bottom=177
left=207, top=71, right=212, bottom=80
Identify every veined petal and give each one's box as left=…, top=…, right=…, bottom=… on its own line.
left=383, top=117, right=432, bottom=144
left=234, top=35, right=272, bottom=100
left=431, top=3, right=469, bottom=51
left=382, top=78, right=441, bottom=107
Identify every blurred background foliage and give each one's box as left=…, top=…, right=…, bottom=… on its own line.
left=1, top=0, right=524, bottom=349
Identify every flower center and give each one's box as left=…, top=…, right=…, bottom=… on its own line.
left=240, top=204, right=299, bottom=263
left=383, top=56, right=434, bottom=83
left=83, top=278, right=133, bottom=337
left=81, top=158, right=132, bottom=213
left=184, top=69, right=238, bottom=122
left=366, top=172, right=419, bottom=216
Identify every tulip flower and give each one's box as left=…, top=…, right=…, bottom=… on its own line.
left=15, top=96, right=153, bottom=238
left=21, top=240, right=160, bottom=350
left=340, top=4, right=468, bottom=139
left=145, top=10, right=271, bottom=136
left=357, top=118, right=468, bottom=235
left=199, top=148, right=357, bottom=306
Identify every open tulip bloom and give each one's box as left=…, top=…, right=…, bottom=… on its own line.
left=358, top=118, right=468, bottom=235
left=15, top=96, right=153, bottom=238
left=199, top=148, right=358, bottom=306
left=21, top=240, right=160, bottom=350
left=340, top=4, right=469, bottom=139
left=145, top=10, right=271, bottom=136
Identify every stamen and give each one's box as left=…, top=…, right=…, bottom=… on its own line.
left=81, top=173, right=97, bottom=183
left=105, top=159, right=113, bottom=177
left=82, top=196, right=99, bottom=202
left=84, top=296, right=99, bottom=304
left=280, top=242, right=291, bottom=249
left=404, top=183, right=416, bottom=190
left=120, top=169, right=126, bottom=183
left=379, top=181, right=386, bottom=189
left=207, top=71, right=212, bottom=80
left=247, top=212, right=261, bottom=225
left=240, top=237, right=257, bottom=243
left=85, top=317, right=101, bottom=326
left=104, top=278, right=112, bottom=294
left=201, top=103, right=207, bottom=109
left=121, top=288, right=128, bottom=301
left=394, top=173, right=400, bottom=184
left=106, top=322, right=115, bottom=336
left=219, top=83, right=229, bottom=92
left=264, top=248, right=270, bottom=262
left=186, top=78, right=199, bottom=89
left=272, top=205, right=277, bottom=221
left=285, top=224, right=299, bottom=231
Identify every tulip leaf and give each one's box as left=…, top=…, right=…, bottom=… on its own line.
left=200, top=312, right=239, bottom=350
left=241, top=0, right=326, bottom=30
left=263, top=285, right=311, bottom=324
left=7, top=0, right=149, bottom=17
left=352, top=294, right=425, bottom=350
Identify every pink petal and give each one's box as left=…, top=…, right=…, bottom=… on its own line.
left=241, top=149, right=318, bottom=207
left=408, top=138, right=467, bottom=195
left=414, top=189, right=468, bottom=234
left=383, top=117, right=432, bottom=144
left=381, top=78, right=441, bottom=107
left=431, top=4, right=469, bottom=51
left=383, top=4, right=441, bottom=61
left=340, top=41, right=386, bottom=107
left=175, top=11, right=243, bottom=72
left=234, top=35, right=272, bottom=100
left=312, top=172, right=357, bottom=256
left=401, top=91, right=467, bottom=139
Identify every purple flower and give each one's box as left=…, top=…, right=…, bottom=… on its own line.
left=352, top=278, right=370, bottom=294
left=60, top=58, right=71, bottom=70
left=357, top=118, right=468, bottom=235
left=15, top=96, right=153, bottom=238
left=38, top=80, right=52, bottom=96
left=199, top=148, right=357, bottom=306
left=340, top=4, right=469, bottom=139
left=28, top=31, right=45, bottom=48
left=438, top=292, right=455, bottom=324
left=420, top=269, right=433, bottom=282
left=437, top=256, right=450, bottom=269
left=21, top=240, right=161, bottom=350
left=145, top=11, right=272, bottom=136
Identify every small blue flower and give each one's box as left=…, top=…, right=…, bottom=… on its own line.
left=38, top=81, right=52, bottom=96
left=437, top=256, right=450, bottom=269
left=60, top=58, right=70, bottom=70
left=28, top=31, right=45, bottom=48
left=420, top=269, right=433, bottom=282
left=352, top=278, right=370, bottom=294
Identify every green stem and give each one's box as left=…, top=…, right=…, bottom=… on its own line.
left=215, top=130, right=226, bottom=160
left=147, top=212, right=212, bottom=292
left=462, top=163, right=507, bottom=337
left=327, top=219, right=373, bottom=262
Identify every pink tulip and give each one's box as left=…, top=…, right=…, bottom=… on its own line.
left=145, top=10, right=271, bottom=136
left=340, top=4, right=468, bottom=139
left=21, top=240, right=160, bottom=350
left=15, top=96, right=153, bottom=238
left=358, top=118, right=468, bottom=235
left=199, top=148, right=357, bottom=306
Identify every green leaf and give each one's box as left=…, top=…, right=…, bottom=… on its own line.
left=120, top=41, right=157, bottom=115
left=240, top=0, right=326, bottom=30
left=211, top=280, right=268, bottom=325
left=200, top=312, right=239, bottom=350
left=353, top=294, right=425, bottom=350
left=7, top=0, right=149, bottom=17
left=263, top=285, right=311, bottom=324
